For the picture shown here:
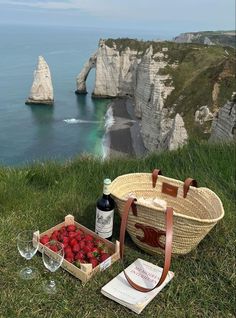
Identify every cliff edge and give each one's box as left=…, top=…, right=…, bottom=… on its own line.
left=76, top=39, right=236, bottom=152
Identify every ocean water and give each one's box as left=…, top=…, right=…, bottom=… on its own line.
left=0, top=24, right=162, bottom=166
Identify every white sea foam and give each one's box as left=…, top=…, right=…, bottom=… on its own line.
left=104, top=106, right=115, bottom=132
left=63, top=118, right=101, bottom=124
left=102, top=106, right=115, bottom=159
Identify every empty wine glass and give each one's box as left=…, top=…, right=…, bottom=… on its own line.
left=17, top=230, right=39, bottom=279
left=42, top=241, right=64, bottom=294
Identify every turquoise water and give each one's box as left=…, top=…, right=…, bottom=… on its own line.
left=0, top=24, right=160, bottom=166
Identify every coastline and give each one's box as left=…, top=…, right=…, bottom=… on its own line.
left=104, top=98, right=146, bottom=158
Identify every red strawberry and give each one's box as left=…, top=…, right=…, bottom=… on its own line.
left=89, top=257, right=98, bottom=268
left=87, top=251, right=94, bottom=259
left=91, top=247, right=99, bottom=257
left=84, top=234, right=94, bottom=242
left=99, top=247, right=108, bottom=254
left=50, top=233, right=58, bottom=241
left=65, top=251, right=74, bottom=259
left=74, top=251, right=85, bottom=260
left=76, top=229, right=84, bottom=236
left=69, top=238, right=78, bottom=247
left=65, top=256, right=74, bottom=263
left=67, top=225, right=77, bottom=232
left=50, top=245, right=59, bottom=252
left=100, top=253, right=110, bottom=262
left=68, top=231, right=77, bottom=239
left=75, top=234, right=82, bottom=241
left=60, top=228, right=68, bottom=236
left=52, top=230, right=59, bottom=237
left=83, top=245, right=92, bottom=254
left=62, top=236, right=69, bottom=244
left=94, top=239, right=105, bottom=249
left=57, top=234, right=64, bottom=242
left=72, top=243, right=80, bottom=253
left=40, top=235, right=50, bottom=245
left=86, top=241, right=94, bottom=250
left=64, top=246, right=72, bottom=254
left=79, top=240, right=86, bottom=250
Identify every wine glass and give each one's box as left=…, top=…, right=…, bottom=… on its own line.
left=17, top=230, right=39, bottom=279
left=42, top=241, right=64, bottom=294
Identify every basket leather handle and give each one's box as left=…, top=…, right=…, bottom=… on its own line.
left=183, top=178, right=198, bottom=198
left=119, top=197, right=174, bottom=292
left=152, top=169, right=162, bottom=188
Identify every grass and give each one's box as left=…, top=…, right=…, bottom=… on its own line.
left=0, top=141, right=235, bottom=318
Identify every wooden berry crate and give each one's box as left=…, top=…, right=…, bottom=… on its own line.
left=36, top=214, right=120, bottom=283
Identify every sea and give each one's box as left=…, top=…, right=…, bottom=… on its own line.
left=0, top=24, right=169, bottom=166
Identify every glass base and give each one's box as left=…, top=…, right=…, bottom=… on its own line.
left=19, top=267, right=37, bottom=280
left=43, top=280, right=57, bottom=294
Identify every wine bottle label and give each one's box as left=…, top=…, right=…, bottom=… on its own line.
left=95, top=208, right=114, bottom=238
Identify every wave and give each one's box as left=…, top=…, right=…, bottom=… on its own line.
left=104, top=106, right=115, bottom=132
left=102, top=106, right=115, bottom=159
left=63, top=118, right=101, bottom=124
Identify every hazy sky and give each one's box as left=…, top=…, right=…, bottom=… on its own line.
left=0, top=0, right=235, bottom=36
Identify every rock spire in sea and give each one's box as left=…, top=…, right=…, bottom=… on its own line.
left=26, top=56, right=54, bottom=105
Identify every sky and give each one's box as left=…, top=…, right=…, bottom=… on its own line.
left=0, top=0, right=235, bottom=37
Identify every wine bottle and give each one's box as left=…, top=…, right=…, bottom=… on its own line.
left=95, top=178, right=115, bottom=240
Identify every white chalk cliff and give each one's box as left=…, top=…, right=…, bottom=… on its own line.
left=26, top=56, right=54, bottom=105
left=210, top=93, right=236, bottom=142
left=76, top=41, right=188, bottom=151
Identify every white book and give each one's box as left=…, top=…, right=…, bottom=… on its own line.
left=101, top=258, right=174, bottom=314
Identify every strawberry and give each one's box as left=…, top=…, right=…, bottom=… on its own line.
left=76, top=229, right=84, bottom=236
left=83, top=245, right=92, bottom=254
left=74, top=251, right=85, bottom=260
left=72, top=243, right=80, bottom=253
left=67, top=225, right=77, bottom=232
left=57, top=234, right=64, bottom=242
left=50, top=245, right=59, bottom=252
left=68, top=231, right=77, bottom=239
left=64, top=246, right=72, bottom=254
left=69, top=238, right=78, bottom=247
left=89, top=257, right=98, bottom=268
left=91, top=247, right=99, bottom=257
left=65, top=256, right=74, bottom=263
left=75, top=234, right=82, bottom=241
left=65, top=251, right=74, bottom=259
left=62, top=236, right=69, bottom=244
left=85, top=241, right=94, bottom=250
left=60, top=228, right=68, bottom=236
left=94, top=239, right=105, bottom=249
left=52, top=230, right=59, bottom=237
left=40, top=235, right=50, bottom=245
left=84, top=234, right=94, bottom=242
left=87, top=251, right=94, bottom=259
left=99, top=247, right=108, bottom=254
left=50, top=233, right=58, bottom=241
left=74, top=259, right=86, bottom=268
left=100, top=253, right=110, bottom=262
left=79, top=240, right=86, bottom=250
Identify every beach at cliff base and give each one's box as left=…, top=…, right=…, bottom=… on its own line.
left=103, top=98, right=146, bottom=158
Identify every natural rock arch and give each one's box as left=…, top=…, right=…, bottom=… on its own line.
left=75, top=53, right=97, bottom=94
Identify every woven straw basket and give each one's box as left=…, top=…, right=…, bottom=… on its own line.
left=110, top=170, right=224, bottom=255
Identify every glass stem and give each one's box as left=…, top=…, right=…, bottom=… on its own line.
left=49, top=279, right=56, bottom=288
left=25, top=267, right=32, bottom=275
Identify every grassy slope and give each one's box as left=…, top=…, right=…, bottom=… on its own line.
left=0, top=141, right=235, bottom=318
